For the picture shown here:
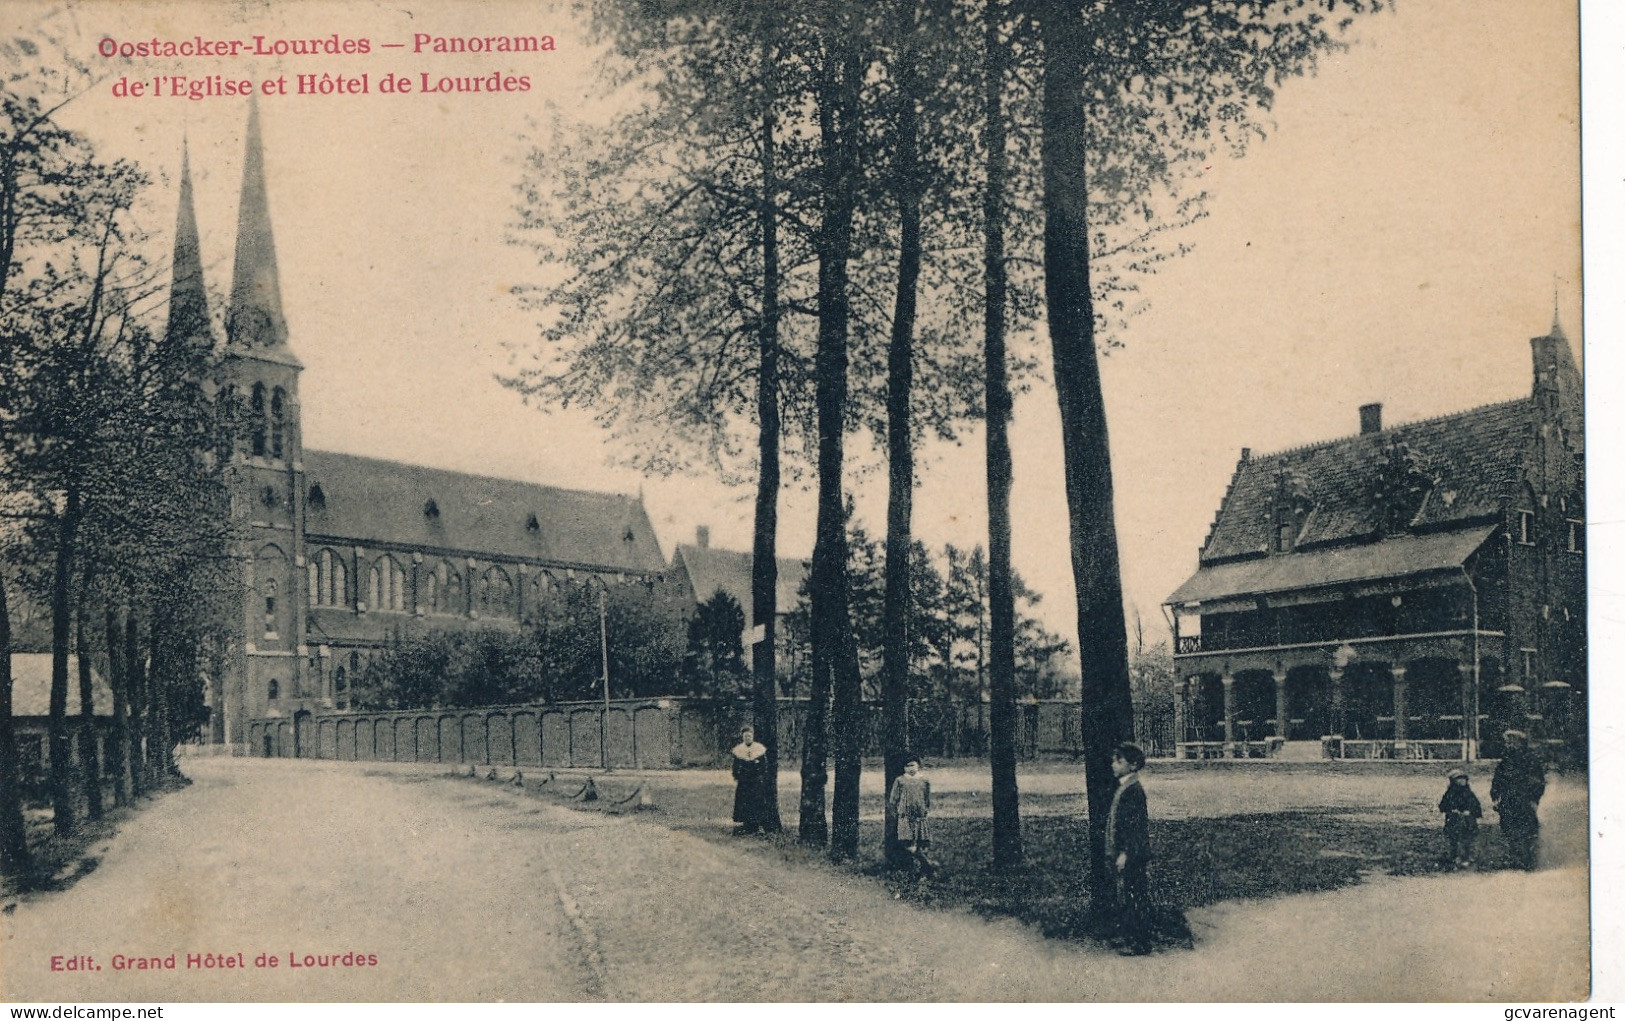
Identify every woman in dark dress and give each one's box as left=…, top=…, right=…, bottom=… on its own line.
left=731, top=727, right=770, bottom=834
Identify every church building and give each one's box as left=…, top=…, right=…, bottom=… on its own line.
left=174, top=106, right=667, bottom=749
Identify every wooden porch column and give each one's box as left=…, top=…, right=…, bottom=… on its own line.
left=1329, top=668, right=1345, bottom=736
left=1458, top=661, right=1475, bottom=757
left=1391, top=665, right=1409, bottom=742
left=1174, top=676, right=1190, bottom=745
left=1221, top=673, right=1237, bottom=750
left=1273, top=669, right=1290, bottom=739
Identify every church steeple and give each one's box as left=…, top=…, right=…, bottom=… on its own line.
left=167, top=141, right=213, bottom=347
left=227, top=97, right=293, bottom=357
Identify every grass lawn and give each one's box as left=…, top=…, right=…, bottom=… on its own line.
left=452, top=759, right=1576, bottom=948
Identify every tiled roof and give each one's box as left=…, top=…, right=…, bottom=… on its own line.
left=301, top=450, right=666, bottom=573
left=1168, top=525, right=1497, bottom=606
left=1201, top=399, right=1533, bottom=563
left=8, top=654, right=112, bottom=718
left=672, top=544, right=809, bottom=628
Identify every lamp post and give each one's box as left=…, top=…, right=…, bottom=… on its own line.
left=599, top=585, right=610, bottom=771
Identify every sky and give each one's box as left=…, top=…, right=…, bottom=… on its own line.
left=11, top=0, right=1584, bottom=650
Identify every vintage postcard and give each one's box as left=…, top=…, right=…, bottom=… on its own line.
left=0, top=0, right=1606, bottom=1005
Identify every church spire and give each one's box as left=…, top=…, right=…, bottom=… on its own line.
left=227, top=96, right=290, bottom=352
left=166, top=140, right=212, bottom=347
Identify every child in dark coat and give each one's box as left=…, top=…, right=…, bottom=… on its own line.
left=1438, top=768, right=1482, bottom=868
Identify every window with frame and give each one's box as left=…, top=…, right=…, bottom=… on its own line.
left=268, top=679, right=279, bottom=700
left=369, top=555, right=408, bottom=612
left=1521, top=647, right=1537, bottom=683
left=426, top=561, right=463, bottom=614
left=308, top=548, right=348, bottom=608
left=271, top=386, right=287, bottom=460
left=250, top=382, right=268, bottom=457
left=479, top=566, right=516, bottom=619
left=1567, top=519, right=1584, bottom=554
left=263, top=578, right=278, bottom=638
left=1516, top=510, right=1535, bottom=545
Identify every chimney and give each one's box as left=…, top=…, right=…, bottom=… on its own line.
left=696, top=525, right=710, bottom=549
left=1359, top=403, right=1383, bottom=435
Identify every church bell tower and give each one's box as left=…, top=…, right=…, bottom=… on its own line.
left=218, top=98, right=308, bottom=744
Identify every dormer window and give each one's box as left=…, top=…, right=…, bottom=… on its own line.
left=424, top=498, right=440, bottom=520
left=1270, top=466, right=1312, bottom=553
left=308, top=483, right=326, bottom=511
left=526, top=513, right=540, bottom=533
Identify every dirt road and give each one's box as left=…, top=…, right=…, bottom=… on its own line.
left=0, top=758, right=1591, bottom=1001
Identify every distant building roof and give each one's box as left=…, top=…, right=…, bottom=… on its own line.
left=671, top=544, right=808, bottom=628
left=8, top=654, right=112, bottom=718
left=1201, top=399, right=1532, bottom=564
left=1168, top=525, right=1497, bottom=607
left=301, top=450, right=666, bottom=574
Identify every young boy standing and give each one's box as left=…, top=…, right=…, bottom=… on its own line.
left=1107, top=742, right=1153, bottom=956
left=1438, top=768, right=1482, bottom=868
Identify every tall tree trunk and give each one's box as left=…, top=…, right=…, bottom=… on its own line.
left=803, top=28, right=865, bottom=854
left=750, top=35, right=785, bottom=836
left=48, top=488, right=80, bottom=835
left=984, top=0, right=1022, bottom=869
left=819, top=31, right=868, bottom=863
left=0, top=571, right=33, bottom=876
left=105, top=610, right=130, bottom=807
left=126, top=611, right=147, bottom=798
left=76, top=602, right=102, bottom=820
left=1039, top=0, right=1136, bottom=918
left=149, top=615, right=176, bottom=780
left=882, top=0, right=924, bottom=871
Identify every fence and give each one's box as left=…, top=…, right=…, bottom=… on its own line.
left=247, top=698, right=1175, bottom=769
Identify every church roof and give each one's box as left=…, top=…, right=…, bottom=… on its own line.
left=7, top=654, right=112, bottom=718
left=671, top=544, right=808, bottom=627
left=1199, top=398, right=1533, bottom=564
left=301, top=450, right=666, bottom=574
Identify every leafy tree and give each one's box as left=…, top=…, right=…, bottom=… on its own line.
left=683, top=590, right=749, bottom=698
left=1030, top=0, right=1378, bottom=919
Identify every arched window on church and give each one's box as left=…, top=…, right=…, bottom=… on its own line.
left=425, top=560, right=463, bottom=615
left=268, top=679, right=279, bottom=701
left=271, top=387, right=287, bottom=460
left=369, top=555, right=407, bottom=612
left=250, top=382, right=267, bottom=457
left=263, top=578, right=278, bottom=638
left=479, top=566, right=516, bottom=619
left=308, top=548, right=348, bottom=608
left=333, top=666, right=347, bottom=710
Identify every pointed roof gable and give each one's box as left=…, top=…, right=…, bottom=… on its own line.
left=301, top=450, right=667, bottom=574
left=166, top=143, right=213, bottom=347
left=226, top=98, right=296, bottom=364
left=671, top=544, right=809, bottom=628
left=1199, top=398, right=1534, bottom=564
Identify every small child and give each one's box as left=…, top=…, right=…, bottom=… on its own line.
left=1438, top=767, right=1482, bottom=868
left=887, top=754, right=932, bottom=858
